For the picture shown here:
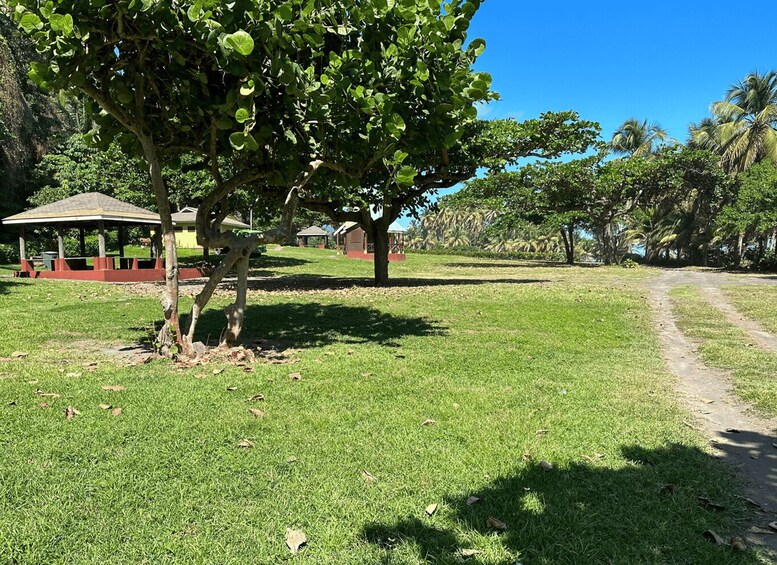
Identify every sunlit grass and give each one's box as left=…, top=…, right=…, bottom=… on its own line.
left=0, top=253, right=761, bottom=563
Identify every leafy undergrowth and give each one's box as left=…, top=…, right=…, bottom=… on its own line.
left=0, top=254, right=762, bottom=563
left=670, top=286, right=777, bottom=417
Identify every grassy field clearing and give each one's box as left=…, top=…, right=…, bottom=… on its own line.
left=670, top=286, right=777, bottom=418
left=0, top=249, right=763, bottom=563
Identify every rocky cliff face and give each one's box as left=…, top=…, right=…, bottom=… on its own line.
left=0, top=14, right=65, bottom=219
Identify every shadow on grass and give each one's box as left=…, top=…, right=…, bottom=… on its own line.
left=362, top=442, right=769, bottom=563
left=180, top=275, right=550, bottom=293
left=444, top=261, right=602, bottom=269
left=193, top=302, right=445, bottom=348
left=177, top=253, right=311, bottom=269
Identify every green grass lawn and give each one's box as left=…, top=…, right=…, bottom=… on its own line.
left=0, top=251, right=763, bottom=563
left=670, top=286, right=777, bottom=417
left=723, top=284, right=777, bottom=335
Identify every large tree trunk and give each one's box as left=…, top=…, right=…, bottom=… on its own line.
left=601, top=222, right=616, bottom=265
left=223, top=255, right=250, bottom=345
left=371, top=222, right=390, bottom=286
left=560, top=225, right=574, bottom=264
left=139, top=135, right=181, bottom=354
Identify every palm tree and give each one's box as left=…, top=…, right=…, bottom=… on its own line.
left=710, top=71, right=777, bottom=174
left=610, top=119, right=668, bottom=157
left=688, top=117, right=722, bottom=152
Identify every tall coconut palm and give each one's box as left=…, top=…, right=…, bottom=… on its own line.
left=610, top=119, right=668, bottom=157
left=710, top=71, right=777, bottom=174
left=688, top=117, right=722, bottom=152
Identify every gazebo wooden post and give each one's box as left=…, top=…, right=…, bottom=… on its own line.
left=18, top=226, right=26, bottom=261
left=97, top=220, right=106, bottom=257
left=78, top=227, right=86, bottom=257
left=118, top=225, right=125, bottom=259
left=57, top=228, right=65, bottom=258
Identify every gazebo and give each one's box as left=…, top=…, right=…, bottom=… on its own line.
left=296, top=225, right=329, bottom=248
left=1, top=192, right=204, bottom=282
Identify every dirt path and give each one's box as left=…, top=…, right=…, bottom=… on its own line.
left=647, top=270, right=777, bottom=554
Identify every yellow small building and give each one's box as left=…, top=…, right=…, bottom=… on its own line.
left=171, top=206, right=251, bottom=249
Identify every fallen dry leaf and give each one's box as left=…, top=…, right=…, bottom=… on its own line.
left=237, top=439, right=255, bottom=448
left=11, top=351, right=28, bottom=359
left=287, top=456, right=297, bottom=464
left=425, top=503, right=438, bottom=516
left=83, top=361, right=98, bottom=368
left=101, top=385, right=125, bottom=392
left=459, top=548, right=482, bottom=558
left=522, top=453, right=534, bottom=462
left=38, top=401, right=50, bottom=408
left=99, top=403, right=112, bottom=410
left=243, top=366, right=254, bottom=373
left=540, top=460, right=553, bottom=472
left=466, top=496, right=480, bottom=506
left=36, top=390, right=61, bottom=398
left=64, top=406, right=80, bottom=420
left=248, top=394, right=265, bottom=401
left=111, top=407, right=123, bottom=416
left=535, top=429, right=549, bottom=436
left=730, top=537, right=746, bottom=551
left=748, top=526, right=774, bottom=535
left=702, top=530, right=727, bottom=545
left=212, top=368, right=224, bottom=375
left=226, top=386, right=238, bottom=391
left=698, top=496, right=725, bottom=512
left=360, top=372, right=373, bottom=377
left=421, top=418, right=437, bottom=426
left=27, top=380, right=38, bottom=385
left=65, top=372, right=82, bottom=378
left=249, top=408, right=266, bottom=418
left=486, top=516, right=507, bottom=531
left=361, top=470, right=376, bottom=482
left=725, top=428, right=740, bottom=433
left=770, top=522, right=777, bottom=532
left=658, top=484, right=676, bottom=495
left=700, top=397, right=715, bottom=404
left=289, top=372, right=302, bottom=381
left=285, top=528, right=307, bottom=554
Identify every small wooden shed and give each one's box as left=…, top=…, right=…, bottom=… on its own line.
left=333, top=221, right=407, bottom=261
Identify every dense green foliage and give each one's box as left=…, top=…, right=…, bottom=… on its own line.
left=0, top=13, right=70, bottom=228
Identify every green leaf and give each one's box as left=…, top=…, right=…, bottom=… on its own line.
left=386, top=113, right=406, bottom=138
left=395, top=166, right=417, bottom=186
left=276, top=3, right=293, bottom=22
left=19, top=13, right=42, bottom=33
left=216, top=117, right=233, bottom=130
left=229, top=132, right=246, bottom=150
left=239, top=82, right=255, bottom=96
left=235, top=108, right=251, bottom=123
left=224, top=30, right=254, bottom=56
left=187, top=1, right=203, bottom=22
left=49, top=13, right=74, bottom=36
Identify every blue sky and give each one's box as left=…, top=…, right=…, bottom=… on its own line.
left=470, top=0, right=777, bottom=142
left=401, top=0, right=777, bottom=225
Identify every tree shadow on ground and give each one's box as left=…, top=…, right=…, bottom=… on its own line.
left=190, top=275, right=550, bottom=293
left=0, top=278, right=14, bottom=295
left=443, top=261, right=602, bottom=270
left=194, top=302, right=445, bottom=348
left=178, top=253, right=310, bottom=270
left=362, top=442, right=770, bottom=564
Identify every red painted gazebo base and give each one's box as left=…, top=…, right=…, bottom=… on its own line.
left=345, top=251, right=406, bottom=262
left=15, top=267, right=204, bottom=282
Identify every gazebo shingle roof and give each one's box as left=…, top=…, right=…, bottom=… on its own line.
left=2, top=192, right=161, bottom=225
left=296, top=225, right=329, bottom=237
left=171, top=206, right=250, bottom=230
